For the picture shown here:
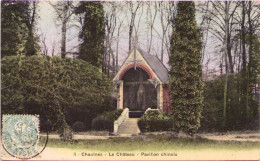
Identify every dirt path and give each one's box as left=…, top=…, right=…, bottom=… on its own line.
left=41, top=130, right=260, bottom=142
left=197, top=130, right=260, bottom=142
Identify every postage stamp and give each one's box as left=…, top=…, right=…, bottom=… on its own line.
left=2, top=115, right=40, bottom=159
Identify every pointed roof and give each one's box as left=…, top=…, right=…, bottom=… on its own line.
left=114, top=48, right=169, bottom=84
left=137, top=48, right=168, bottom=83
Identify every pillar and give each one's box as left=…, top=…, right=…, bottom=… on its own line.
left=118, top=80, right=124, bottom=109
left=157, top=84, right=163, bottom=111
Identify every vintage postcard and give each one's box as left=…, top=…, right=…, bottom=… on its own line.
left=1, top=0, right=260, bottom=160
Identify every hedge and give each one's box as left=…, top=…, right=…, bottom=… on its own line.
left=92, top=116, right=113, bottom=131
left=1, top=55, right=112, bottom=131
left=103, top=109, right=123, bottom=122
left=138, top=110, right=174, bottom=132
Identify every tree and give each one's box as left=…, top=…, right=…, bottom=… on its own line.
left=202, top=2, right=240, bottom=74
left=24, top=1, right=39, bottom=56
left=49, top=1, right=76, bottom=58
left=127, top=1, right=142, bottom=52
left=1, top=1, right=39, bottom=57
left=76, top=2, right=105, bottom=68
left=103, top=2, right=117, bottom=76
left=1, top=1, right=28, bottom=57
left=169, top=1, right=203, bottom=135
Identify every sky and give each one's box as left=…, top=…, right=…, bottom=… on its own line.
left=35, top=1, right=233, bottom=75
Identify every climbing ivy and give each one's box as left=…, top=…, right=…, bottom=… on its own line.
left=76, top=2, right=105, bottom=69
left=169, top=1, right=203, bottom=135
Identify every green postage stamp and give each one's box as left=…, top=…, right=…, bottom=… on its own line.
left=2, top=115, right=39, bottom=159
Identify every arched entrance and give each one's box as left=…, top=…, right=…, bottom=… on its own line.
left=121, top=67, right=157, bottom=111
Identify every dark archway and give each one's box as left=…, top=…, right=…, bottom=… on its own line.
left=122, top=67, right=157, bottom=111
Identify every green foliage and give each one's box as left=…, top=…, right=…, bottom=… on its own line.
left=72, top=121, right=86, bottom=132
left=1, top=2, right=39, bottom=57
left=25, top=31, right=40, bottom=56
left=169, top=2, right=203, bottom=134
left=1, top=1, right=28, bottom=57
left=138, top=110, right=173, bottom=132
left=1, top=55, right=112, bottom=131
left=92, top=116, right=113, bottom=131
left=248, top=35, right=260, bottom=86
left=76, top=2, right=105, bottom=68
left=201, top=75, right=258, bottom=131
left=103, top=109, right=123, bottom=121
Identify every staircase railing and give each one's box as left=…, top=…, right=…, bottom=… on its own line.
left=114, top=108, right=129, bottom=134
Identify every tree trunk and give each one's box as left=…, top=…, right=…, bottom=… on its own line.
left=223, top=1, right=230, bottom=128
left=161, top=31, right=165, bottom=62
left=246, top=1, right=253, bottom=120
left=116, top=40, right=119, bottom=72
left=241, top=1, right=246, bottom=71
left=61, top=20, right=67, bottom=58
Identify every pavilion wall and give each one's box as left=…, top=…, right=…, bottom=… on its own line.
left=162, top=84, right=171, bottom=113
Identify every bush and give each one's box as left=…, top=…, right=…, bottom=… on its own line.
left=92, top=116, right=113, bottom=131
left=138, top=110, right=173, bottom=132
left=1, top=55, right=112, bottom=131
left=72, top=121, right=86, bottom=132
left=103, top=109, right=123, bottom=121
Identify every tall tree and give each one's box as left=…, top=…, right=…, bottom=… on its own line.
left=127, top=1, right=142, bottom=52
left=1, top=1, right=28, bottom=57
left=202, top=2, right=239, bottom=74
left=49, top=1, right=75, bottom=58
left=24, top=1, right=39, bottom=56
left=103, top=2, right=117, bottom=76
left=169, top=1, right=203, bottom=135
left=76, top=2, right=105, bottom=68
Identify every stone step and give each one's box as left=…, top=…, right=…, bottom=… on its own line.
left=117, top=118, right=140, bottom=135
left=129, top=111, right=145, bottom=118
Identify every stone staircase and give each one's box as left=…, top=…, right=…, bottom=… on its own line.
left=129, top=111, right=145, bottom=118
left=117, top=118, right=140, bottom=135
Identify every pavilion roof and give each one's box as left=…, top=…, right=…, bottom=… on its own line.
left=137, top=48, right=168, bottom=83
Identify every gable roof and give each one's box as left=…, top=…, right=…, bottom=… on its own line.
left=113, top=48, right=169, bottom=84
left=137, top=48, right=168, bottom=83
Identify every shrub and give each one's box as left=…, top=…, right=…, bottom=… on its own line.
left=138, top=110, right=174, bottom=132
left=103, top=109, right=123, bottom=121
left=72, top=121, right=86, bottom=132
left=92, top=116, right=113, bottom=131
left=1, top=55, right=112, bottom=131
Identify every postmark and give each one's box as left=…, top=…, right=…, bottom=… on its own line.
left=2, top=115, right=40, bottom=159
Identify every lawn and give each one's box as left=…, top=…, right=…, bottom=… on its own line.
left=39, top=135, right=260, bottom=151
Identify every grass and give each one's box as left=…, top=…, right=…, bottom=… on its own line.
left=39, top=135, right=260, bottom=151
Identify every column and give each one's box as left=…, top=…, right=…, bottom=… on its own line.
left=157, top=84, right=163, bottom=111
left=119, top=81, right=124, bottom=109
